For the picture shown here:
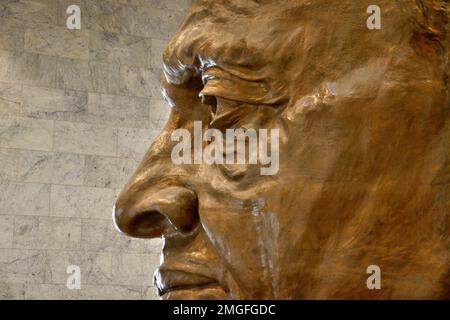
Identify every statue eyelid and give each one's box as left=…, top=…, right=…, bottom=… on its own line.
left=199, top=74, right=282, bottom=107
left=202, top=74, right=215, bottom=85
left=199, top=77, right=242, bottom=105
left=200, top=94, right=247, bottom=130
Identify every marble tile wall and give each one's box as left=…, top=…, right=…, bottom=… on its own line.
left=0, top=0, right=190, bottom=300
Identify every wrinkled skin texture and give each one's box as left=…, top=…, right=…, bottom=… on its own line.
left=114, top=0, right=450, bottom=299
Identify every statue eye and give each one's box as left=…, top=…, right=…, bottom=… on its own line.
left=201, top=95, right=218, bottom=117
left=201, top=96, right=247, bottom=130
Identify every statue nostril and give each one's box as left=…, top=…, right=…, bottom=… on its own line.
left=114, top=186, right=200, bottom=239
left=129, top=210, right=169, bottom=238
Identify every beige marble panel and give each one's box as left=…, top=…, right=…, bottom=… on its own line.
left=82, top=0, right=124, bottom=34
left=23, top=284, right=79, bottom=300
left=13, top=216, right=81, bottom=250
left=22, top=85, right=88, bottom=122
left=0, top=51, right=57, bottom=87
left=120, top=5, right=183, bottom=39
left=81, top=218, right=120, bottom=253
left=0, top=51, right=11, bottom=79
left=0, top=0, right=187, bottom=300
left=56, top=58, right=120, bottom=94
left=0, top=282, right=25, bottom=300
left=25, top=25, right=89, bottom=60
left=14, top=150, right=85, bottom=185
left=0, top=18, right=24, bottom=53
left=151, top=38, right=168, bottom=70
left=0, top=81, right=23, bottom=118
left=87, top=93, right=150, bottom=128
left=0, top=249, right=46, bottom=284
left=44, top=250, right=112, bottom=285
left=0, top=148, right=18, bottom=181
left=81, top=218, right=162, bottom=254
left=56, top=0, right=124, bottom=33
left=111, top=252, right=159, bottom=286
left=0, top=0, right=59, bottom=25
left=118, top=0, right=191, bottom=12
left=117, top=127, right=159, bottom=159
left=143, top=286, right=160, bottom=300
left=78, top=251, right=113, bottom=285
left=0, top=117, right=53, bottom=151
left=56, top=58, right=91, bottom=92
left=25, top=250, right=49, bottom=283
left=78, top=284, right=146, bottom=300
left=89, top=62, right=121, bottom=95
left=53, top=121, right=117, bottom=156
left=0, top=182, right=50, bottom=216
left=0, top=216, right=14, bottom=248
left=83, top=155, right=123, bottom=188
left=89, top=31, right=152, bottom=68
left=50, top=152, right=86, bottom=185
left=118, top=157, right=141, bottom=187
left=119, top=65, right=161, bottom=99
left=50, top=185, right=115, bottom=220
left=15, top=150, right=53, bottom=183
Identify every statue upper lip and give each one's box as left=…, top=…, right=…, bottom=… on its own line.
left=155, top=268, right=221, bottom=296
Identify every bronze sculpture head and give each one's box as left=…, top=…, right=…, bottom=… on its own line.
left=114, top=0, right=449, bottom=299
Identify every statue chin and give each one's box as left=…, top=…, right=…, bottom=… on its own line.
left=162, top=287, right=230, bottom=300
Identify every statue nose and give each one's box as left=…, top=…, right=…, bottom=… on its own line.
left=113, top=186, right=199, bottom=238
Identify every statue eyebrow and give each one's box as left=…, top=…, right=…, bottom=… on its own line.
left=199, top=67, right=287, bottom=106
left=162, top=25, right=267, bottom=86
left=162, top=60, right=201, bottom=86
left=201, top=66, right=265, bottom=85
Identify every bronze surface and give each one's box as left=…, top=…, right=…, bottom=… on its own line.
left=114, top=0, right=450, bottom=299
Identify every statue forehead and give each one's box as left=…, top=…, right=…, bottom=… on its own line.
left=164, top=0, right=437, bottom=85
left=190, top=0, right=294, bottom=12
left=187, top=0, right=310, bottom=22
left=165, top=0, right=307, bottom=70
left=176, top=0, right=396, bottom=50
